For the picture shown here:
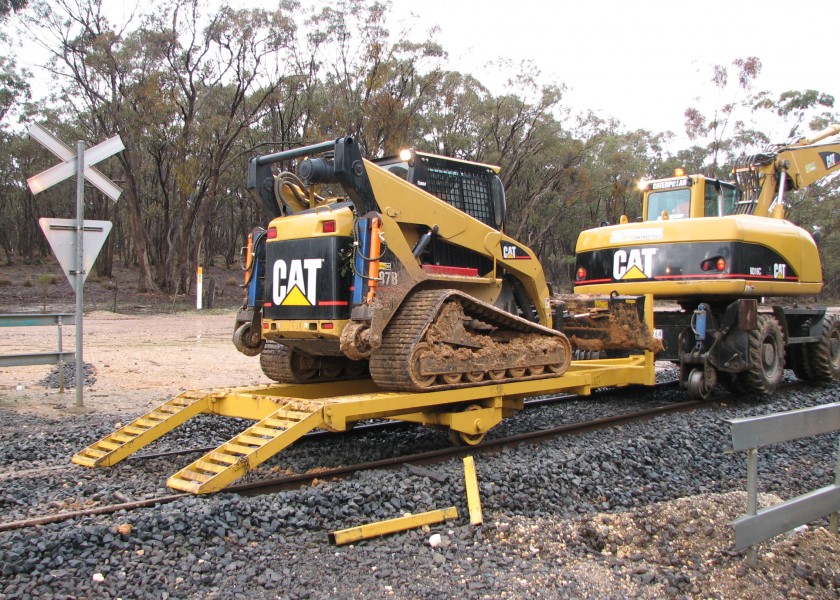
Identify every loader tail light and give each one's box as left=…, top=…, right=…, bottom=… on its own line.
left=576, top=266, right=587, bottom=281
left=322, top=220, right=336, bottom=233
left=267, top=227, right=278, bottom=239
left=716, top=258, right=726, bottom=271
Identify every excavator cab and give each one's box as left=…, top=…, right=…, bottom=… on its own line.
left=640, top=173, right=742, bottom=221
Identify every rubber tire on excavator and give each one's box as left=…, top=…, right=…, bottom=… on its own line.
left=788, top=343, right=814, bottom=381
left=808, top=313, right=840, bottom=381
left=740, top=314, right=785, bottom=394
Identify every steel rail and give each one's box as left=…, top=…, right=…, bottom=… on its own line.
left=0, top=388, right=711, bottom=533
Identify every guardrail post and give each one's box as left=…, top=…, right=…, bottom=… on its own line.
left=729, top=403, right=840, bottom=564
left=57, top=315, right=65, bottom=393
left=833, top=436, right=840, bottom=535
left=745, top=447, right=758, bottom=567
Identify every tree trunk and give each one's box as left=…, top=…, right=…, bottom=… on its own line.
left=120, top=164, right=157, bottom=293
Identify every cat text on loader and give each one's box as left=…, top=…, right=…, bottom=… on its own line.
left=574, top=124, right=840, bottom=399
left=233, top=136, right=656, bottom=392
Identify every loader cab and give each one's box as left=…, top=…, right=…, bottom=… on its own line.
left=374, top=150, right=506, bottom=230
left=641, top=172, right=742, bottom=221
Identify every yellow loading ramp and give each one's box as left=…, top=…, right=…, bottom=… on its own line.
left=72, top=352, right=654, bottom=494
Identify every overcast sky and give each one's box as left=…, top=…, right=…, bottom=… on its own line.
left=13, top=0, right=838, bottom=145
left=394, top=0, right=838, bottom=142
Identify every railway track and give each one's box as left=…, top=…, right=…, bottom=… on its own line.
left=0, top=380, right=730, bottom=533
left=4, top=377, right=816, bottom=535
left=1, top=380, right=679, bottom=482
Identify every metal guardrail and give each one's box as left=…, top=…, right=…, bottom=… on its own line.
left=0, top=315, right=76, bottom=384
left=728, top=402, right=840, bottom=565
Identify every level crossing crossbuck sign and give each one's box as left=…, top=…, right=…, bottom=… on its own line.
left=27, top=124, right=123, bottom=201
left=26, top=123, right=124, bottom=407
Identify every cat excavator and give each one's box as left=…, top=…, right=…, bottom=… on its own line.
left=232, top=136, right=657, bottom=392
left=574, top=124, right=840, bottom=398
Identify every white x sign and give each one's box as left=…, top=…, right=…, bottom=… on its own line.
left=26, top=124, right=124, bottom=201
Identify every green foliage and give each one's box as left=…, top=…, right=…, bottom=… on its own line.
left=0, top=0, right=27, bottom=19
left=4, top=2, right=839, bottom=300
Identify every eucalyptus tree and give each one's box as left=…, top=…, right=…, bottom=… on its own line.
left=302, top=0, right=446, bottom=155
left=141, top=1, right=300, bottom=292
left=25, top=0, right=301, bottom=293
left=683, top=56, right=763, bottom=177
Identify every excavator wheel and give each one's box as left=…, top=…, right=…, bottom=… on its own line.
left=741, top=314, right=785, bottom=394
left=687, top=368, right=714, bottom=400
left=233, top=322, right=264, bottom=357
left=808, top=314, right=840, bottom=381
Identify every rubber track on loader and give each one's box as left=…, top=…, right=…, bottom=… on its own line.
left=260, top=340, right=368, bottom=384
left=370, top=288, right=571, bottom=392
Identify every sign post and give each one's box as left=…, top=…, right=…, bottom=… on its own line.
left=27, top=125, right=124, bottom=407
left=75, top=141, right=85, bottom=407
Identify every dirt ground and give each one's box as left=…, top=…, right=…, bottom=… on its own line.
left=0, top=257, right=263, bottom=416
left=0, top=309, right=266, bottom=417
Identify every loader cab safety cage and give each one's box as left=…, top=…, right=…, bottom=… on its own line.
left=374, top=151, right=506, bottom=230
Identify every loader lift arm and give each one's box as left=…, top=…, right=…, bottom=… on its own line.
left=247, top=136, right=378, bottom=219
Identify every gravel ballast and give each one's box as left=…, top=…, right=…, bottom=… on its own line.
left=1, top=374, right=839, bottom=599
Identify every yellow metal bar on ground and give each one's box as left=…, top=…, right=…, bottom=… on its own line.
left=329, top=506, right=459, bottom=545
left=463, top=456, right=483, bottom=526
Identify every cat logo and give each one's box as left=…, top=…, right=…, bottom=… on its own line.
left=501, top=241, right=530, bottom=260
left=272, top=258, right=324, bottom=306
left=820, top=150, right=839, bottom=171
left=613, top=248, right=657, bottom=280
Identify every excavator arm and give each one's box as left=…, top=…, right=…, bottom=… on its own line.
left=734, top=124, right=840, bottom=217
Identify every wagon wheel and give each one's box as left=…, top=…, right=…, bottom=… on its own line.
left=447, top=404, right=487, bottom=446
